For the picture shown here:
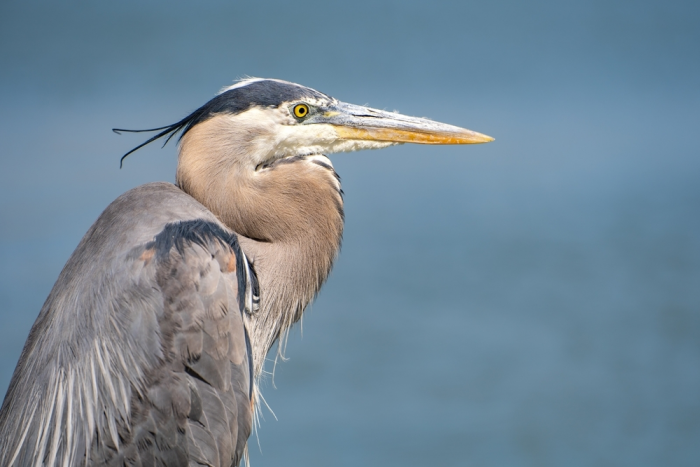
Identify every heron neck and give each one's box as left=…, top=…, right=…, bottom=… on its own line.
left=176, top=128, right=344, bottom=376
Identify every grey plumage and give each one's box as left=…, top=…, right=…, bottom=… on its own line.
left=0, top=78, right=492, bottom=466
left=0, top=184, right=254, bottom=466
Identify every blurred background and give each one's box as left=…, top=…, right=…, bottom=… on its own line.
left=1, top=0, right=699, bottom=465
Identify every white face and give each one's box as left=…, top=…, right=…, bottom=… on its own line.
left=221, top=105, right=396, bottom=168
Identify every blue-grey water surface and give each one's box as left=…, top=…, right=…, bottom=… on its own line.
left=1, top=1, right=699, bottom=465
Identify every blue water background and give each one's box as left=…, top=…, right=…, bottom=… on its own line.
left=1, top=1, right=699, bottom=465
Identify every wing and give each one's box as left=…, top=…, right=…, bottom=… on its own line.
left=0, top=183, right=256, bottom=467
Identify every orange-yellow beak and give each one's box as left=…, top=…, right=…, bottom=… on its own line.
left=319, top=102, right=493, bottom=145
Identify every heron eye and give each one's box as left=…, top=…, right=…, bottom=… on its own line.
left=293, top=104, right=309, bottom=119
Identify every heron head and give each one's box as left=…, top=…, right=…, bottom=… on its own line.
left=116, top=78, right=493, bottom=168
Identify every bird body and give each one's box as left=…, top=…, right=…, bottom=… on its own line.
left=1, top=183, right=255, bottom=465
left=0, top=79, right=492, bottom=466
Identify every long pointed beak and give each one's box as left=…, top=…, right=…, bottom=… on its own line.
left=320, top=102, right=494, bottom=145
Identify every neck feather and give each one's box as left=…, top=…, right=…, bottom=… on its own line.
left=176, top=119, right=344, bottom=376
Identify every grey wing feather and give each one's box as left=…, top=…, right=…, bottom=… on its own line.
left=0, top=183, right=254, bottom=467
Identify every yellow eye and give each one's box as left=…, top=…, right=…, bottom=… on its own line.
left=293, top=104, right=309, bottom=119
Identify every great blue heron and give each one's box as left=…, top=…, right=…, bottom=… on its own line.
left=0, top=78, right=492, bottom=466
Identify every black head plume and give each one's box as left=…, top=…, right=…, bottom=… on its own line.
left=113, top=120, right=190, bottom=169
